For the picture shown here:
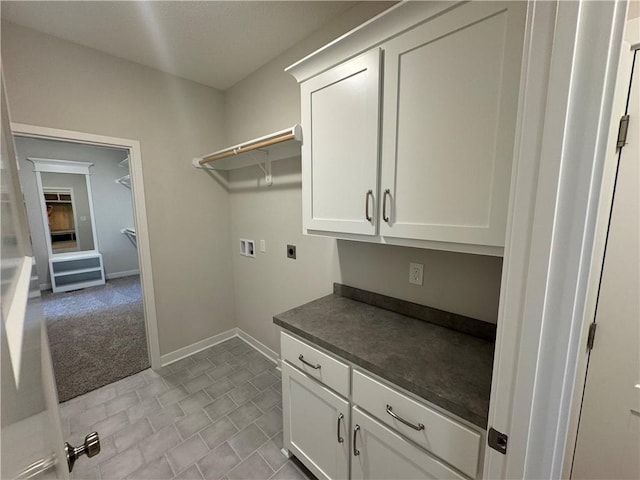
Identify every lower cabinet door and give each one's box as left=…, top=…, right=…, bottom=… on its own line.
left=351, top=407, right=467, bottom=480
left=282, top=363, right=349, bottom=480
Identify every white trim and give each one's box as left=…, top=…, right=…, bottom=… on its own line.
left=84, top=170, right=100, bottom=252
left=10, top=122, right=161, bottom=370
left=236, top=329, right=279, bottom=365
left=562, top=16, right=640, bottom=479
left=160, top=328, right=279, bottom=368
left=307, top=229, right=503, bottom=257
left=27, top=157, right=94, bottom=175
left=160, top=328, right=237, bottom=367
left=3, top=256, right=34, bottom=387
left=286, top=1, right=457, bottom=82
left=485, top=1, right=627, bottom=478
left=105, top=269, right=140, bottom=280
left=34, top=173, right=53, bottom=256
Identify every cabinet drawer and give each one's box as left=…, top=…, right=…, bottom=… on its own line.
left=281, top=333, right=349, bottom=397
left=351, top=407, right=466, bottom=480
left=352, top=370, right=480, bottom=478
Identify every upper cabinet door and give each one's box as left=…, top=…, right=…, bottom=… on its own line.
left=379, top=2, right=526, bottom=247
left=301, top=49, right=381, bottom=236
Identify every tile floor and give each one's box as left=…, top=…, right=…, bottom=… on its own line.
left=62, top=337, right=313, bottom=480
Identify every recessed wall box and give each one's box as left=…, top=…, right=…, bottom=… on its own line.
left=247, top=240, right=256, bottom=257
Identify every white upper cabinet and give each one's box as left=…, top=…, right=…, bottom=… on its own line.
left=379, top=2, right=526, bottom=246
left=301, top=49, right=381, bottom=235
left=288, top=1, right=526, bottom=255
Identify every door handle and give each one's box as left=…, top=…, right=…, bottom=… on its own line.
left=337, top=413, right=344, bottom=443
left=65, top=432, right=100, bottom=472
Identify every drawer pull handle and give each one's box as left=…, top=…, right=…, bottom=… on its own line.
left=386, top=404, right=425, bottom=431
left=298, top=354, right=321, bottom=370
left=337, top=413, right=344, bottom=443
left=353, top=424, right=360, bottom=456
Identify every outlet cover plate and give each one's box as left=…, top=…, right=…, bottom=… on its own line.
left=409, top=263, right=424, bottom=285
left=287, top=244, right=296, bottom=259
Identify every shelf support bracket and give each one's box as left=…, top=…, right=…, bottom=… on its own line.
left=251, top=150, right=273, bottom=186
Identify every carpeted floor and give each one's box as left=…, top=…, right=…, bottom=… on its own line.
left=43, top=275, right=150, bottom=402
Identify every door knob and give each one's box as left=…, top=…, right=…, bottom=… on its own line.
left=65, top=432, right=100, bottom=472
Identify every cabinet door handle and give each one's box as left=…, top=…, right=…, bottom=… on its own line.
left=353, top=424, right=361, bottom=456
left=298, top=354, right=321, bottom=370
left=382, top=189, right=391, bottom=223
left=386, top=404, right=425, bottom=431
left=337, top=413, right=344, bottom=443
left=365, top=190, right=373, bottom=222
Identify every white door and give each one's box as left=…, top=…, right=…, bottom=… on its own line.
left=350, top=407, right=466, bottom=480
left=1, top=73, right=69, bottom=479
left=571, top=48, right=640, bottom=479
left=301, top=49, right=381, bottom=236
left=379, top=1, right=525, bottom=247
left=282, top=363, right=349, bottom=480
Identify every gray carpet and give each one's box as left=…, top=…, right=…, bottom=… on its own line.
left=43, top=275, right=150, bottom=402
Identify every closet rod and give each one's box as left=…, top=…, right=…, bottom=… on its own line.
left=199, top=132, right=295, bottom=166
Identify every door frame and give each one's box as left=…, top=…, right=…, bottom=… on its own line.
left=11, top=122, right=161, bottom=370
left=562, top=17, right=640, bottom=479
left=485, top=0, right=628, bottom=478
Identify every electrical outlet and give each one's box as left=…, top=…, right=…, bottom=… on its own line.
left=409, top=262, right=424, bottom=285
left=247, top=240, right=255, bottom=257
left=240, top=239, right=255, bottom=257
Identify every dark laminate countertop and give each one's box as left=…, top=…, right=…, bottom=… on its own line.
left=273, top=285, right=495, bottom=429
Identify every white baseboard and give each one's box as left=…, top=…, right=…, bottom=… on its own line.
left=160, top=328, right=237, bottom=367
left=236, top=328, right=279, bottom=365
left=106, top=269, right=140, bottom=280
left=160, top=328, right=280, bottom=368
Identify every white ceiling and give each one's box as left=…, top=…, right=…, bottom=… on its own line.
left=0, top=1, right=358, bottom=90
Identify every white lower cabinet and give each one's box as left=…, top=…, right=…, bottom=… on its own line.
left=281, top=332, right=483, bottom=480
left=351, top=407, right=466, bottom=480
left=282, top=363, right=350, bottom=480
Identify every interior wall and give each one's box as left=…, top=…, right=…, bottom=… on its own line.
left=225, top=2, right=394, bottom=354
left=15, top=137, right=139, bottom=286
left=2, top=22, right=235, bottom=356
left=228, top=159, right=340, bottom=354
left=224, top=2, right=503, bottom=355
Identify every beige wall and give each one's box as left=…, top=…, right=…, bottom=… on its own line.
left=2, top=22, right=236, bottom=355
left=2, top=2, right=505, bottom=361
left=629, top=0, right=640, bottom=20
left=225, top=2, right=503, bottom=354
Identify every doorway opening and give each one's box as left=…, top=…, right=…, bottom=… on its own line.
left=11, top=125, right=160, bottom=402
